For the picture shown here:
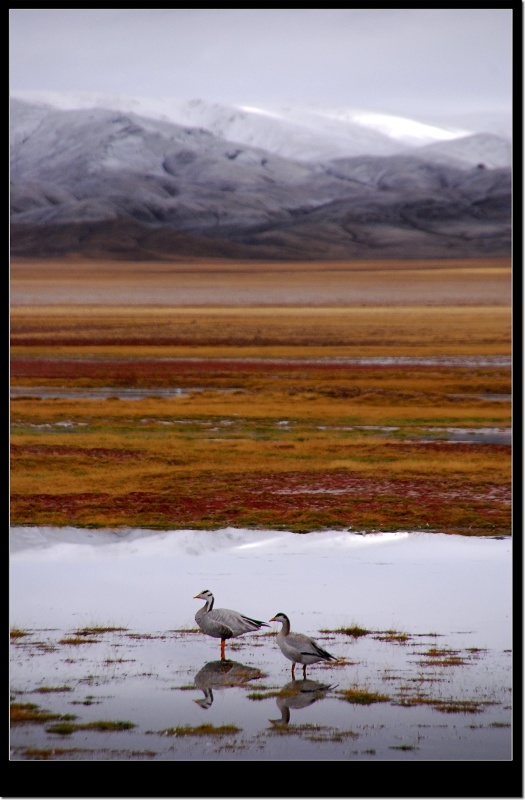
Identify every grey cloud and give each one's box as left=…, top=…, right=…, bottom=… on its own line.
left=9, top=8, right=513, bottom=116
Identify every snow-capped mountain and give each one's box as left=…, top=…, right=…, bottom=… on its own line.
left=10, top=92, right=512, bottom=260
left=10, top=90, right=512, bottom=164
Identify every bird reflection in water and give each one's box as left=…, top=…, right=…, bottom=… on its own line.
left=193, top=659, right=266, bottom=709
left=269, top=679, right=336, bottom=725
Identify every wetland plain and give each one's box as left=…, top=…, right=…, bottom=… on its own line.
left=10, top=257, right=511, bottom=536
left=9, top=256, right=513, bottom=766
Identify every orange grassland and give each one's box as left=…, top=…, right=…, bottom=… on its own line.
left=10, top=257, right=511, bottom=535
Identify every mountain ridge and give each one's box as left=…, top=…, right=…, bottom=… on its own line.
left=10, top=94, right=512, bottom=261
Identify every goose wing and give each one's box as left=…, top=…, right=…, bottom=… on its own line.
left=285, top=632, right=335, bottom=662
left=237, top=612, right=270, bottom=633
left=308, top=639, right=336, bottom=661
left=209, top=607, right=267, bottom=637
left=198, top=610, right=235, bottom=639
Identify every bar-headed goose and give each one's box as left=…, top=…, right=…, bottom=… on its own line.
left=194, top=590, right=269, bottom=660
left=270, top=612, right=337, bottom=678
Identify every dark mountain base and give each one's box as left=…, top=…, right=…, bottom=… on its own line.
left=10, top=218, right=511, bottom=261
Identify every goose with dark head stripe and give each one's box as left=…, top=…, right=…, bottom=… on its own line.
left=270, top=612, right=337, bottom=678
left=194, top=590, right=269, bottom=660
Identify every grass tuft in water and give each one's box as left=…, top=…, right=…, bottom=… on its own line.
left=46, top=720, right=136, bottom=735
left=73, top=626, right=128, bottom=636
left=10, top=628, right=30, bottom=639
left=374, top=630, right=411, bottom=644
left=155, top=724, right=241, bottom=737
left=395, top=696, right=489, bottom=714
left=390, top=744, right=418, bottom=751
left=58, top=637, right=100, bottom=645
left=323, top=624, right=371, bottom=638
left=11, top=703, right=76, bottom=725
left=339, top=688, right=390, bottom=705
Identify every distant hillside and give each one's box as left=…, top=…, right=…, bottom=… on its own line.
left=10, top=95, right=512, bottom=260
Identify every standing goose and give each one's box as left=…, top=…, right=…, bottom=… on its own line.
left=270, top=612, right=337, bottom=679
left=194, top=590, right=269, bottom=660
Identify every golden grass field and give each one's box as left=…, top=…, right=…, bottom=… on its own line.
left=10, top=257, right=511, bottom=535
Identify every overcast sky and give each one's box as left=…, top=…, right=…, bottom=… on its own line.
left=9, top=8, right=513, bottom=118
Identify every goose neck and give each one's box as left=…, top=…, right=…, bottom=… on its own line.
left=280, top=615, right=291, bottom=636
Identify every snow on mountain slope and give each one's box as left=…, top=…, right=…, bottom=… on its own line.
left=417, top=133, right=512, bottom=169
left=8, top=91, right=401, bottom=161
left=9, top=93, right=512, bottom=261
left=12, top=90, right=508, bottom=165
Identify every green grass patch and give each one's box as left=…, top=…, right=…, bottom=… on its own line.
left=46, top=720, right=136, bottom=735
left=339, top=688, right=390, bottom=705
left=155, top=724, right=241, bottom=737
left=326, top=625, right=371, bottom=638
left=11, top=703, right=76, bottom=724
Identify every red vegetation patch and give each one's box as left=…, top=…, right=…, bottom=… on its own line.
left=11, top=444, right=144, bottom=461
left=10, top=357, right=430, bottom=384
left=10, top=471, right=511, bottom=535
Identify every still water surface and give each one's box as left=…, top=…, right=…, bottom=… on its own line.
left=10, top=527, right=512, bottom=761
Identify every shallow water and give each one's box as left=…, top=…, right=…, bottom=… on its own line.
left=10, top=389, right=511, bottom=446
left=10, top=527, right=512, bottom=761
left=10, top=386, right=199, bottom=400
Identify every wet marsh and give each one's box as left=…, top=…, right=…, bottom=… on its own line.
left=10, top=345, right=511, bottom=534
left=10, top=257, right=513, bottom=766
left=10, top=527, right=512, bottom=762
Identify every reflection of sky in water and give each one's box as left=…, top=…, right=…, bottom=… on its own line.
left=10, top=386, right=198, bottom=400
left=10, top=528, right=511, bottom=650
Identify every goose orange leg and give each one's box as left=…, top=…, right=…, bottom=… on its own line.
left=221, top=639, right=226, bottom=661
left=291, top=663, right=296, bottom=679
